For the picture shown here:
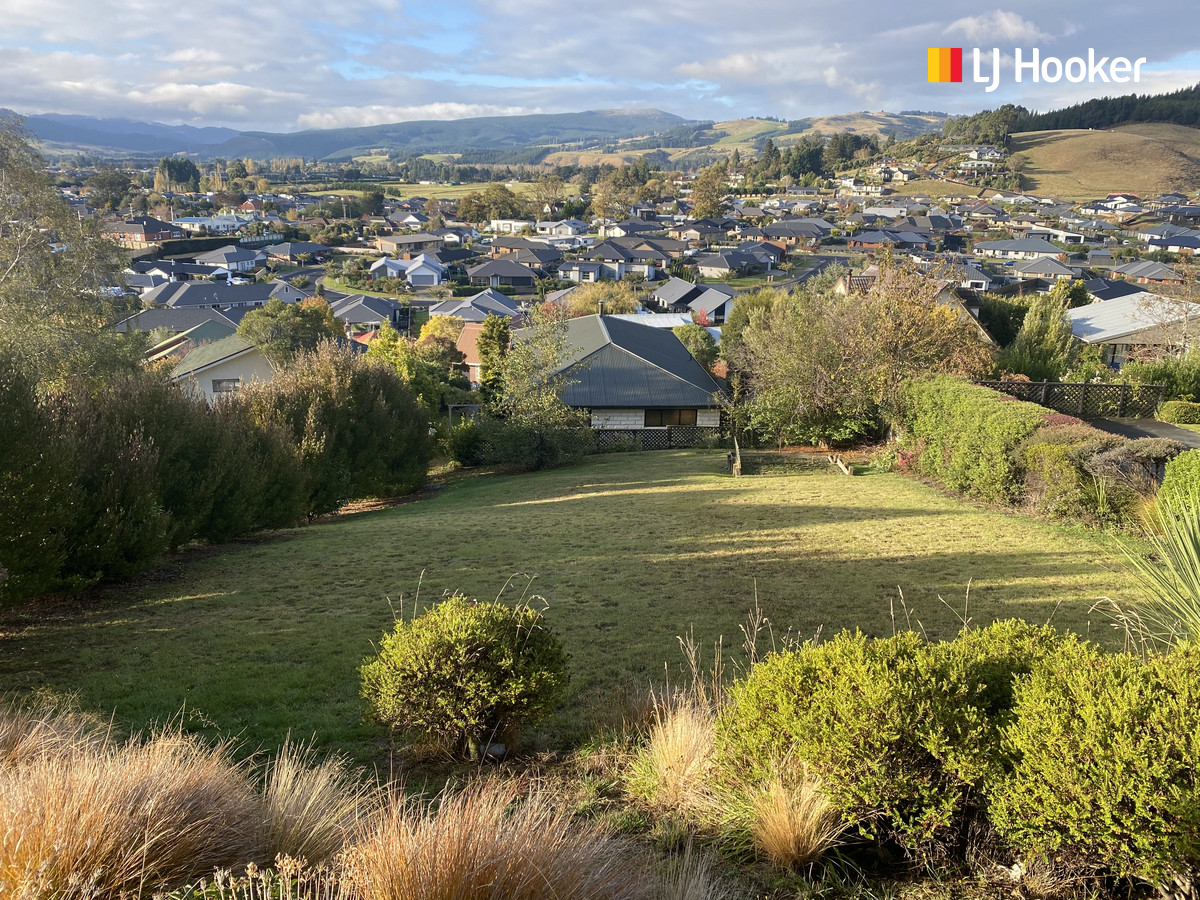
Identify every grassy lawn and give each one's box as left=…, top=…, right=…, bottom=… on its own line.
left=0, top=452, right=1130, bottom=767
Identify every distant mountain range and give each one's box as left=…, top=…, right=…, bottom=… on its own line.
left=6, top=108, right=695, bottom=160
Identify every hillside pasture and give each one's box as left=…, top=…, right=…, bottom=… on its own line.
left=0, top=452, right=1128, bottom=766
left=1009, top=123, right=1200, bottom=200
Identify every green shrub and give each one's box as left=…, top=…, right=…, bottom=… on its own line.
left=714, top=622, right=1060, bottom=864
left=1124, top=353, right=1200, bottom=402
left=0, top=357, right=74, bottom=601
left=1159, top=449, right=1200, bottom=508
left=444, top=417, right=594, bottom=471
left=1016, top=425, right=1132, bottom=521
left=360, top=595, right=569, bottom=759
left=239, top=342, right=432, bottom=515
left=905, top=376, right=1048, bottom=503
left=44, top=387, right=168, bottom=588
left=991, top=642, right=1200, bottom=889
left=1159, top=400, right=1200, bottom=425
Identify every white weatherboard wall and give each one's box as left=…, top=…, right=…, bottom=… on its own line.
left=591, top=409, right=644, bottom=429
left=589, top=408, right=721, bottom=429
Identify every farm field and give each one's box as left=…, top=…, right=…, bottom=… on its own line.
left=0, top=451, right=1130, bottom=767
left=1009, top=123, right=1200, bottom=200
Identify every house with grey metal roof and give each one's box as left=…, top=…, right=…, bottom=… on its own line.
left=169, top=335, right=274, bottom=402
left=972, top=238, right=1063, bottom=260
left=466, top=258, right=539, bottom=290
left=530, top=315, right=724, bottom=430
left=430, top=288, right=521, bottom=322
left=1068, top=293, right=1200, bottom=367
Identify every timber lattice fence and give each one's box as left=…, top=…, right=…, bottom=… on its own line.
left=592, top=426, right=722, bottom=452
left=976, top=380, right=1168, bottom=420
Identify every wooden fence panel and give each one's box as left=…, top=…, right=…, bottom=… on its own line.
left=976, top=381, right=1167, bottom=419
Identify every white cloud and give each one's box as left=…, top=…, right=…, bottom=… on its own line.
left=946, top=10, right=1050, bottom=44
left=295, top=103, right=538, bottom=130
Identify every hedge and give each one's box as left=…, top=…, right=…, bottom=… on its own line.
left=905, top=376, right=1048, bottom=503
left=1159, top=400, right=1200, bottom=425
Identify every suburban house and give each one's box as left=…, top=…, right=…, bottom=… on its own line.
left=1068, top=293, right=1200, bottom=367
left=145, top=319, right=238, bottom=365
left=376, top=233, right=446, bottom=256
left=535, top=219, right=589, bottom=236
left=1111, top=260, right=1183, bottom=284
left=688, top=287, right=736, bottom=324
left=488, top=219, right=535, bottom=234
left=195, top=245, right=264, bottom=272
left=370, top=253, right=446, bottom=286
left=142, top=280, right=309, bottom=309
left=329, top=295, right=411, bottom=335
left=102, top=216, right=184, bottom=248
left=429, top=288, right=522, bottom=322
left=531, top=315, right=724, bottom=431
left=1011, top=257, right=1081, bottom=281
left=692, top=248, right=769, bottom=279
left=972, top=238, right=1064, bottom=261
left=170, top=336, right=275, bottom=402
left=466, top=258, right=539, bottom=291
left=455, top=322, right=486, bottom=384
left=651, top=276, right=704, bottom=311
left=263, top=241, right=332, bottom=264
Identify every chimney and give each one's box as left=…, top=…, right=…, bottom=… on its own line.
left=597, top=299, right=606, bottom=317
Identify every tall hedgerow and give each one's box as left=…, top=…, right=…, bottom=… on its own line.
left=905, top=376, right=1047, bottom=503
left=238, top=341, right=433, bottom=516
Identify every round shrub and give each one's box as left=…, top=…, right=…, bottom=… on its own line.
left=991, top=642, right=1200, bottom=890
left=1160, top=449, right=1200, bottom=507
left=360, top=596, right=569, bottom=759
left=1159, top=400, right=1200, bottom=425
left=714, top=622, right=1061, bottom=865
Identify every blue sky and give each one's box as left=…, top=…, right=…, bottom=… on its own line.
left=1, top=1, right=1199, bottom=131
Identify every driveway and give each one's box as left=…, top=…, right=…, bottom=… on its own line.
left=1089, top=418, right=1200, bottom=450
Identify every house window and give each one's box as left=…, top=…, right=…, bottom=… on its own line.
left=212, top=378, right=241, bottom=394
left=644, top=408, right=698, bottom=427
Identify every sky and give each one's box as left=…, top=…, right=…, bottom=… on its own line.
left=3, top=0, right=1200, bottom=133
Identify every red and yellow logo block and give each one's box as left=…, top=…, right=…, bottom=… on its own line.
left=928, top=47, right=963, bottom=83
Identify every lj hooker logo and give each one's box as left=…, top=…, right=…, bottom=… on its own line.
left=928, top=47, right=1146, bottom=92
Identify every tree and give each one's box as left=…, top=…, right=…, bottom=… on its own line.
left=559, top=281, right=640, bottom=318
left=495, top=304, right=586, bottom=429
left=480, top=183, right=526, bottom=221
left=367, top=322, right=470, bottom=415
left=690, top=165, right=729, bottom=219
left=476, top=313, right=511, bottom=408
left=0, top=116, right=142, bottom=389
left=85, top=168, right=133, bottom=210
left=997, top=280, right=1078, bottom=381
left=419, top=315, right=465, bottom=344
left=673, top=323, right=718, bottom=372
left=590, top=176, right=632, bottom=222
left=530, top=174, right=566, bottom=214
left=728, top=262, right=992, bottom=446
left=363, top=190, right=385, bottom=216
left=236, top=297, right=342, bottom=368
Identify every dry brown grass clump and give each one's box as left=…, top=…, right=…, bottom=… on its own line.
left=742, top=775, right=842, bottom=869
left=340, top=778, right=649, bottom=900
left=0, top=694, right=108, bottom=765
left=626, top=690, right=718, bottom=820
left=261, top=738, right=376, bottom=866
left=0, top=730, right=262, bottom=898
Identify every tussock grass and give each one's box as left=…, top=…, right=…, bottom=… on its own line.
left=657, top=840, right=735, bottom=900
left=261, top=738, right=376, bottom=865
left=1120, top=491, right=1200, bottom=645
left=738, top=775, right=842, bottom=869
left=627, top=691, right=717, bottom=819
left=0, top=729, right=262, bottom=898
left=341, top=778, right=649, bottom=900
left=0, top=694, right=107, bottom=765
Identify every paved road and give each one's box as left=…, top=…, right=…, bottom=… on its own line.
left=1090, top=418, right=1200, bottom=449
